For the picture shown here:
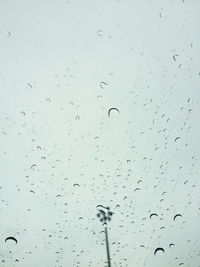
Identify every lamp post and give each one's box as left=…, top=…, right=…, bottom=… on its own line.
left=97, top=206, right=113, bottom=267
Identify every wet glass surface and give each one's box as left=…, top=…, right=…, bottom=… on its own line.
left=0, top=1, right=200, bottom=266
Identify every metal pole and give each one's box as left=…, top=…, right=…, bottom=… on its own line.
left=105, top=226, right=111, bottom=267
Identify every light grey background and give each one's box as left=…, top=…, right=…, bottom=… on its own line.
left=0, top=0, right=200, bottom=266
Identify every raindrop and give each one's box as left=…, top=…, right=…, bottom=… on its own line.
left=46, top=98, right=51, bottom=103
left=100, top=81, right=108, bottom=89
left=73, top=183, right=80, bottom=187
left=108, top=108, right=120, bottom=117
left=97, top=30, right=103, bottom=36
left=154, top=247, right=165, bottom=255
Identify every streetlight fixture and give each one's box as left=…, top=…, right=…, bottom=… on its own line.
left=97, top=206, right=114, bottom=267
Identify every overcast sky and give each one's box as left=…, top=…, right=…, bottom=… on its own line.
left=0, top=0, right=200, bottom=266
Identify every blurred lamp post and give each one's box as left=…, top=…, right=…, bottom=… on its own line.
left=97, top=206, right=113, bottom=267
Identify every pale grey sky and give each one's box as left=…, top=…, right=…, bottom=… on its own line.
left=0, top=0, right=200, bottom=266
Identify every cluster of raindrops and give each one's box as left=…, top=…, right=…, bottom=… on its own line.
left=0, top=0, right=200, bottom=266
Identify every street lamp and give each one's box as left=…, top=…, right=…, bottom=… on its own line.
left=97, top=206, right=113, bottom=267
